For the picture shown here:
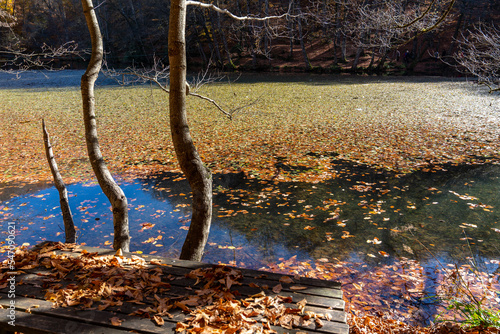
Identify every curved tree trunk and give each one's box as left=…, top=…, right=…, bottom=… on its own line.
left=42, top=119, right=76, bottom=244
left=81, top=0, right=130, bottom=252
left=170, top=0, right=213, bottom=261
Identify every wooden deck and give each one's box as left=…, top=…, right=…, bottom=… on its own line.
left=0, top=242, right=348, bottom=334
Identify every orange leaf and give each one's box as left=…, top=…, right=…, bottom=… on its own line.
left=152, top=315, right=164, bottom=326
left=110, top=317, right=123, bottom=326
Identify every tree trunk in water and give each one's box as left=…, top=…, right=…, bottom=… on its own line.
left=169, top=0, right=213, bottom=262
left=42, top=119, right=76, bottom=244
left=81, top=0, right=130, bottom=252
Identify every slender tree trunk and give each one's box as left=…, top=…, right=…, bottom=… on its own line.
left=296, top=7, right=311, bottom=70
left=376, top=48, right=389, bottom=71
left=81, top=0, right=130, bottom=252
left=368, top=47, right=376, bottom=69
left=200, top=15, right=217, bottom=64
left=170, top=0, right=213, bottom=261
left=341, top=34, right=347, bottom=62
left=352, top=46, right=363, bottom=71
left=215, top=10, right=234, bottom=69
left=207, top=11, right=224, bottom=68
left=287, top=0, right=294, bottom=60
left=42, top=119, right=76, bottom=244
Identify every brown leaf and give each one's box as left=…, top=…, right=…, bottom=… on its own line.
left=279, top=276, right=293, bottom=284
left=272, top=283, right=283, bottom=294
left=152, top=315, right=164, bottom=326
left=314, top=317, right=324, bottom=328
left=110, top=317, right=123, bottom=326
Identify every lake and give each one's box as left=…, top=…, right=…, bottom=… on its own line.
left=1, top=71, right=499, bottom=325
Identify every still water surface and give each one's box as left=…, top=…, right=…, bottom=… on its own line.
left=2, top=160, right=499, bottom=270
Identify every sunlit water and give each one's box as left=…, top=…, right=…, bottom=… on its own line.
left=2, top=160, right=499, bottom=268
left=1, top=160, right=500, bottom=325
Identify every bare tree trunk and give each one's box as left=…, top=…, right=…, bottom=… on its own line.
left=81, top=0, right=130, bottom=252
left=170, top=0, right=213, bottom=262
left=296, top=5, right=311, bottom=70
left=352, top=46, right=363, bottom=71
left=207, top=11, right=224, bottom=68
left=42, top=119, right=76, bottom=244
left=341, top=34, right=347, bottom=62
left=368, top=47, right=376, bottom=69
left=215, top=9, right=234, bottom=69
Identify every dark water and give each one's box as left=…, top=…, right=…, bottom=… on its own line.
left=2, top=160, right=500, bottom=325
left=2, top=160, right=499, bottom=268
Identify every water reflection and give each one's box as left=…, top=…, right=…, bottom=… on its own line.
left=1, top=160, right=499, bottom=269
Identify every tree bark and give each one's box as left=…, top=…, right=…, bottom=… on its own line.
left=81, top=0, right=130, bottom=252
left=42, top=119, right=76, bottom=244
left=170, top=0, right=213, bottom=261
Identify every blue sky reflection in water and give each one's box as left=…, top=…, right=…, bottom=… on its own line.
left=2, top=160, right=499, bottom=270
left=1, top=160, right=500, bottom=325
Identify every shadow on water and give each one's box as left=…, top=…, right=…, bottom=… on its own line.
left=1, top=160, right=500, bottom=266
left=1, top=160, right=500, bottom=324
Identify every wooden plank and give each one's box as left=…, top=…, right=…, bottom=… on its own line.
left=3, top=243, right=348, bottom=334
left=61, top=245, right=343, bottom=290
left=0, top=308, right=133, bottom=334
left=0, top=293, right=348, bottom=334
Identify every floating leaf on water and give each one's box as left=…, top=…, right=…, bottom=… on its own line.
left=366, top=237, right=382, bottom=244
left=378, top=251, right=389, bottom=257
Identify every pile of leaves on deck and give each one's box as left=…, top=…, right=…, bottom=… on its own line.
left=1, top=242, right=334, bottom=333
left=1, top=242, right=499, bottom=334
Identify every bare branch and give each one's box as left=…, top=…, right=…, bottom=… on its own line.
left=396, top=0, right=438, bottom=29
left=186, top=1, right=290, bottom=22
left=1, top=41, right=82, bottom=74
left=452, top=23, right=500, bottom=93
left=395, top=0, right=456, bottom=34
left=104, top=61, right=255, bottom=119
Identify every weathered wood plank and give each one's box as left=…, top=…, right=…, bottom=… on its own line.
left=0, top=293, right=348, bottom=334
left=1, top=243, right=348, bottom=334
left=0, top=308, right=133, bottom=334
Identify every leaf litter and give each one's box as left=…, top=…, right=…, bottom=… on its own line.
left=1, top=76, right=500, bottom=333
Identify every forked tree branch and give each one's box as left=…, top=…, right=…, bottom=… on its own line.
left=105, top=61, right=258, bottom=120
left=396, top=0, right=456, bottom=35
left=186, top=1, right=291, bottom=22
